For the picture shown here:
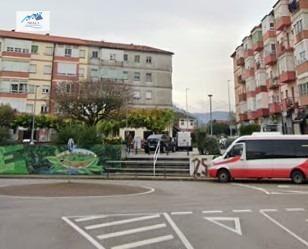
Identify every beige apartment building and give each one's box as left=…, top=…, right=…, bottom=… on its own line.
left=231, top=0, right=308, bottom=134
left=0, top=30, right=173, bottom=116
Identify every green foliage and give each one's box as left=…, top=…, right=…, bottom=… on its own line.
left=209, top=121, right=230, bottom=136
left=55, top=125, right=101, bottom=148
left=0, top=104, right=16, bottom=127
left=0, top=127, right=11, bottom=145
left=195, top=128, right=220, bottom=155
left=239, top=124, right=260, bottom=136
left=103, top=136, right=123, bottom=145
left=11, top=114, right=65, bottom=130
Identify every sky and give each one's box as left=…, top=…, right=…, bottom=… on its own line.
left=0, top=0, right=275, bottom=113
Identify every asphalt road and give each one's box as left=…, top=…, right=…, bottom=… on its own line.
left=0, top=179, right=308, bottom=249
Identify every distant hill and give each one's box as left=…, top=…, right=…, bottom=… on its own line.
left=193, top=112, right=230, bottom=124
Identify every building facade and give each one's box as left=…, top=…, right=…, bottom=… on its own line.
left=232, top=0, right=308, bottom=134
left=0, top=30, right=173, bottom=115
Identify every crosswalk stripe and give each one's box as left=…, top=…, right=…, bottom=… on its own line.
left=111, top=235, right=174, bottom=249
left=75, top=215, right=108, bottom=223
left=85, top=214, right=160, bottom=230
left=97, top=223, right=167, bottom=240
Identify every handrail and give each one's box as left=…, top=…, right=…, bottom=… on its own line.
left=153, top=140, right=160, bottom=176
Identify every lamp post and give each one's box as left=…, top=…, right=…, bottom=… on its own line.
left=208, top=94, right=213, bottom=136
left=227, top=80, right=233, bottom=137
left=185, top=88, right=189, bottom=130
left=30, top=85, right=39, bottom=145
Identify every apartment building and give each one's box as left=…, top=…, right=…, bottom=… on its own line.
left=0, top=30, right=173, bottom=115
left=231, top=0, right=308, bottom=134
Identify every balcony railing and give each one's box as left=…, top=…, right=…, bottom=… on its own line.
left=279, top=71, right=296, bottom=84
left=242, top=68, right=255, bottom=80
left=239, top=113, right=248, bottom=122
left=244, top=49, right=254, bottom=58
left=101, top=60, right=124, bottom=67
left=264, top=53, right=277, bottom=65
left=275, top=16, right=291, bottom=31
left=266, top=77, right=279, bottom=90
left=281, top=97, right=298, bottom=111
left=269, top=102, right=282, bottom=114
left=255, top=108, right=270, bottom=118
left=276, top=44, right=294, bottom=57
left=253, top=41, right=264, bottom=52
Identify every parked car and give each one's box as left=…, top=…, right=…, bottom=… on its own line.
left=144, top=134, right=176, bottom=153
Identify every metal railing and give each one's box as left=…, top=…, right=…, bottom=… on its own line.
left=153, top=140, right=160, bottom=176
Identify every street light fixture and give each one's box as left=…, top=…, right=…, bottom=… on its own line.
left=208, top=94, right=213, bottom=136
left=227, top=80, right=233, bottom=137
left=185, top=88, right=189, bottom=130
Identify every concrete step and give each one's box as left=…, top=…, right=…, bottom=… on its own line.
left=107, top=160, right=189, bottom=166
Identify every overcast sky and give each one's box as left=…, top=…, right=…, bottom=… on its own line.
left=0, top=0, right=275, bottom=113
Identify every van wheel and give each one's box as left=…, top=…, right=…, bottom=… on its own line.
left=217, top=169, right=231, bottom=183
left=291, top=170, right=305, bottom=184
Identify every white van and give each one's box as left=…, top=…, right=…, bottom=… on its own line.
left=208, top=135, right=308, bottom=184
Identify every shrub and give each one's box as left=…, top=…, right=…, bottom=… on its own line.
left=0, top=127, right=11, bottom=145
left=195, top=129, right=220, bottom=155
left=239, top=124, right=260, bottom=136
left=103, top=136, right=123, bottom=145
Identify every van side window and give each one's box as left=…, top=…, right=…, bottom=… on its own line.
left=226, top=144, right=243, bottom=158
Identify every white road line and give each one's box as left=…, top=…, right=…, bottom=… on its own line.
left=97, top=223, right=167, bottom=240
left=111, top=235, right=174, bottom=249
left=232, top=209, right=252, bottom=213
left=259, top=209, right=278, bottom=212
left=260, top=210, right=308, bottom=247
left=75, top=215, right=108, bottom=223
left=278, top=185, right=291, bottom=188
left=286, top=190, right=308, bottom=194
left=202, top=210, right=223, bottom=214
left=285, top=208, right=305, bottom=212
left=62, top=217, right=106, bottom=249
left=204, top=217, right=242, bottom=236
left=163, top=213, right=195, bottom=249
left=232, top=183, right=271, bottom=195
left=85, top=214, right=160, bottom=230
left=171, top=212, right=193, bottom=215
left=306, top=219, right=308, bottom=222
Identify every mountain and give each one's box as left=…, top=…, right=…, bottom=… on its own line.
left=193, top=112, right=230, bottom=124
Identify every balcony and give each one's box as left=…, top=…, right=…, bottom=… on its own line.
left=0, top=91, right=27, bottom=99
left=239, top=93, right=247, bottom=102
left=101, top=60, right=124, bottom=67
left=281, top=97, right=298, bottom=111
left=266, top=78, right=280, bottom=90
left=279, top=71, right=296, bottom=83
left=296, top=61, right=308, bottom=75
left=237, top=75, right=245, bottom=84
left=255, top=108, right=270, bottom=118
left=244, top=49, right=254, bottom=58
left=236, top=57, right=245, bottom=66
left=275, top=16, right=291, bottom=31
left=255, top=85, right=268, bottom=94
left=242, top=69, right=255, bottom=80
left=253, top=41, right=264, bottom=52
left=263, top=30, right=276, bottom=42
left=247, top=111, right=257, bottom=120
left=239, top=113, right=248, bottom=122
left=1, top=51, right=31, bottom=59
left=269, top=102, right=282, bottom=114
left=294, top=30, right=308, bottom=44
left=264, top=54, right=277, bottom=65
left=276, top=44, right=294, bottom=57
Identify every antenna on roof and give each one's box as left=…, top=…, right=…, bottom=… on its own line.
left=11, top=29, right=15, bottom=32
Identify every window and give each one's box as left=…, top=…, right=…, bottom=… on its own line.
left=44, top=65, right=52, bottom=75
left=146, top=56, right=152, bottom=64
left=180, top=120, right=185, bottom=126
left=26, top=104, right=33, bottom=113
left=299, top=83, right=308, bottom=96
left=92, top=51, right=98, bottom=58
left=19, top=84, right=27, bottom=93
left=57, top=63, right=77, bottom=75
left=190, top=120, right=194, bottom=126
left=124, top=54, right=128, bottom=61
left=79, top=68, right=85, bottom=77
left=294, top=19, right=303, bottom=35
left=0, top=42, right=1, bottom=52
left=133, top=90, right=141, bottom=99
left=299, top=51, right=306, bottom=64
left=226, top=143, right=244, bottom=158
left=134, top=72, right=141, bottom=81
left=79, top=50, right=86, bottom=58
left=27, top=85, right=35, bottom=94
left=45, top=46, right=53, bottom=56
left=29, top=64, right=37, bottom=73
left=41, top=105, right=49, bottom=114
left=31, top=45, right=39, bottom=54
left=15, top=48, right=21, bottom=53
left=123, top=71, right=129, bottom=80
left=134, top=55, right=140, bottom=63
left=7, top=47, right=14, bottom=52
left=65, top=48, right=72, bottom=57
left=110, top=54, right=116, bottom=61
left=146, top=73, right=152, bottom=82
left=145, top=91, right=152, bottom=100
left=10, top=84, right=18, bottom=93
left=42, top=86, right=50, bottom=95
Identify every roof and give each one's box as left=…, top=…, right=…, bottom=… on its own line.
left=237, top=135, right=308, bottom=141
left=0, top=29, right=174, bottom=55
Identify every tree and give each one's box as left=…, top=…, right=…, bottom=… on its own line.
left=239, top=124, right=260, bottom=135
left=55, top=79, right=130, bottom=126
left=0, top=104, right=16, bottom=127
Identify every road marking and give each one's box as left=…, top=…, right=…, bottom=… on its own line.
left=260, top=210, right=308, bottom=247
left=285, top=208, right=305, bottom=212
left=97, top=223, right=167, bottom=240
left=62, top=217, right=106, bottom=249
left=232, top=183, right=271, bottom=195
left=278, top=185, right=291, bottom=188
left=111, top=235, right=174, bottom=249
left=202, top=210, right=223, bottom=214
left=163, top=213, right=195, bottom=249
left=85, top=214, right=160, bottom=230
left=204, top=217, right=242, bottom=236
left=232, top=209, right=252, bottom=213
left=259, top=209, right=278, bottom=212
left=171, top=211, right=193, bottom=215
left=286, top=190, right=308, bottom=194
left=75, top=215, right=108, bottom=223
left=306, top=219, right=308, bottom=222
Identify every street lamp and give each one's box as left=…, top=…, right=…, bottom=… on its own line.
left=208, top=94, right=213, bottom=136
left=228, top=80, right=233, bottom=137
left=30, top=85, right=39, bottom=145
left=185, top=88, right=189, bottom=130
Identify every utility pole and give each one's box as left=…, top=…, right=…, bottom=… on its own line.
left=208, top=94, right=213, bottom=136
left=186, top=88, right=189, bottom=130
left=228, top=80, right=233, bottom=137
left=30, top=85, right=39, bottom=145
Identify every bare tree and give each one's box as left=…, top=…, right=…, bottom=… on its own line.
left=55, top=79, right=130, bottom=126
